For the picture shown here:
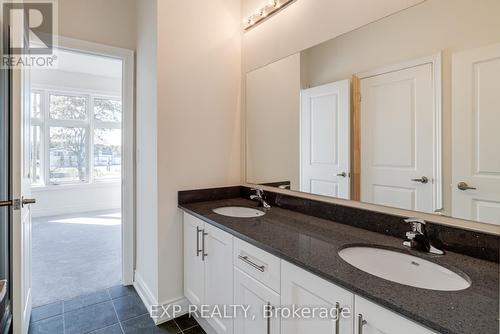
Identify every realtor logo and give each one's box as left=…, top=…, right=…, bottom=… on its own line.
left=2, top=0, right=58, bottom=68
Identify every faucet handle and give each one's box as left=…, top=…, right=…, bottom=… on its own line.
left=404, top=217, right=426, bottom=225
left=404, top=217, right=426, bottom=234
left=251, top=188, right=264, bottom=196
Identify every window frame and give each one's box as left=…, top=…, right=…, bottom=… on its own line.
left=30, top=86, right=122, bottom=188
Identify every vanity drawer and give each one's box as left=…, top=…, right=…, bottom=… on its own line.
left=233, top=238, right=281, bottom=292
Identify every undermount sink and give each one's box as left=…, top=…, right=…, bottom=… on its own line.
left=212, top=206, right=266, bottom=218
left=338, top=247, right=471, bottom=291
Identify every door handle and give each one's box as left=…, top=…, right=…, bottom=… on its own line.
left=411, top=176, right=429, bottom=184
left=0, top=200, right=13, bottom=207
left=196, top=226, right=202, bottom=257
left=22, top=197, right=36, bottom=207
left=0, top=198, right=36, bottom=208
left=335, top=302, right=343, bottom=334
left=0, top=280, right=6, bottom=304
left=337, top=172, right=347, bottom=178
left=266, top=302, right=274, bottom=334
left=201, top=230, right=208, bottom=261
left=357, top=314, right=367, bottom=334
left=457, top=182, right=476, bottom=191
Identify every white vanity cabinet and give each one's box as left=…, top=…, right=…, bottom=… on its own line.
left=354, top=296, right=436, bottom=334
left=234, top=267, right=280, bottom=334
left=184, top=213, right=205, bottom=305
left=183, top=213, right=234, bottom=334
left=233, top=238, right=282, bottom=334
left=281, top=261, right=354, bottom=334
left=183, top=212, right=438, bottom=334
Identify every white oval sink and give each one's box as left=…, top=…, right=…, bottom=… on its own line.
left=212, top=206, right=265, bottom=218
left=338, top=247, right=471, bottom=291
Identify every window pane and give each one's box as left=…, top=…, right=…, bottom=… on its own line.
left=94, top=128, right=121, bottom=180
left=31, top=92, right=42, bottom=118
left=49, top=94, right=87, bottom=120
left=49, top=127, right=88, bottom=183
left=30, top=125, right=42, bottom=185
left=94, top=98, right=122, bottom=122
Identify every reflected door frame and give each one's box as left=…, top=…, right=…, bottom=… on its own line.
left=355, top=53, right=442, bottom=213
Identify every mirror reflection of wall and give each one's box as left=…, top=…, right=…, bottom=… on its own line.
left=246, top=0, right=500, bottom=226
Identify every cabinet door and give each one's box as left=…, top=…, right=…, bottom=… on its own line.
left=234, top=268, right=280, bottom=334
left=281, top=261, right=354, bottom=334
left=354, top=296, right=435, bottom=334
left=204, top=223, right=234, bottom=334
left=183, top=213, right=205, bottom=305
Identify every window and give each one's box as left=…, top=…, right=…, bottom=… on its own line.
left=30, top=89, right=122, bottom=186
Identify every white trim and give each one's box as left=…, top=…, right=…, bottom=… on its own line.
left=133, top=270, right=157, bottom=312
left=55, top=35, right=135, bottom=285
left=133, top=271, right=191, bottom=326
left=357, top=53, right=443, bottom=213
left=154, top=297, right=190, bottom=325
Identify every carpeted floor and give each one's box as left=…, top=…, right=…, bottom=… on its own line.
left=32, top=210, right=122, bottom=307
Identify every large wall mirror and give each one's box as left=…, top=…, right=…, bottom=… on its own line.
left=246, top=0, right=500, bottom=226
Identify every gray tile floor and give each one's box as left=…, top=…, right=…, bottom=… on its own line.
left=33, top=210, right=122, bottom=307
left=29, top=286, right=206, bottom=334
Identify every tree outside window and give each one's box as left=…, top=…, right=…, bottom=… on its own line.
left=31, top=90, right=122, bottom=186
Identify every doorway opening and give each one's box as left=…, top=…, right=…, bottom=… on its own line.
left=29, top=48, right=125, bottom=307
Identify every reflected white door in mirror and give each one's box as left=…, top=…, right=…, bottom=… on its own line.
left=300, top=80, right=350, bottom=199
left=452, top=43, right=500, bottom=225
left=360, top=58, right=440, bottom=214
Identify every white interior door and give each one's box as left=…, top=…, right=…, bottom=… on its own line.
left=11, top=63, right=33, bottom=334
left=300, top=80, right=350, bottom=199
left=452, top=43, right=500, bottom=225
left=360, top=62, right=436, bottom=213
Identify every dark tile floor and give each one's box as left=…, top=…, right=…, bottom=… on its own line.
left=29, top=285, right=206, bottom=334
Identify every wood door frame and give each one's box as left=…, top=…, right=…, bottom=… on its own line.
left=353, top=53, right=443, bottom=212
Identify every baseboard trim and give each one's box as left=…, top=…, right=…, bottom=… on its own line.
left=192, top=314, right=218, bottom=334
left=153, top=297, right=190, bottom=325
left=133, top=271, right=191, bottom=326
left=133, top=270, right=157, bottom=312
left=32, top=205, right=121, bottom=218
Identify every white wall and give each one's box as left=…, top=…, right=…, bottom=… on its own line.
left=246, top=53, right=300, bottom=188
left=242, top=0, right=425, bottom=71
left=57, top=0, right=136, bottom=50
left=156, top=0, right=242, bottom=305
left=135, top=0, right=159, bottom=303
left=32, top=184, right=121, bottom=217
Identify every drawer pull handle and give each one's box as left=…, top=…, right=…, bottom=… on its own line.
left=238, top=255, right=265, bottom=272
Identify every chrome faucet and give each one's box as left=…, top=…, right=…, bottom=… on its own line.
left=250, top=189, right=271, bottom=209
left=402, top=218, right=444, bottom=255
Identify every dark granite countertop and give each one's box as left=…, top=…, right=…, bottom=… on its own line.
left=179, top=197, right=499, bottom=334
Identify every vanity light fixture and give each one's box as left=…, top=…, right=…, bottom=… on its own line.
left=243, top=0, right=296, bottom=31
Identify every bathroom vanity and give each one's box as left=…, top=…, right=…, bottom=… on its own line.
left=178, top=186, right=499, bottom=334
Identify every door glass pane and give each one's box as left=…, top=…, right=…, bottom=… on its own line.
left=31, top=92, right=42, bottom=118
left=94, top=128, right=121, bottom=181
left=49, top=126, right=88, bottom=184
left=94, top=98, right=122, bottom=122
left=30, top=125, right=42, bottom=185
left=49, top=94, right=87, bottom=120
